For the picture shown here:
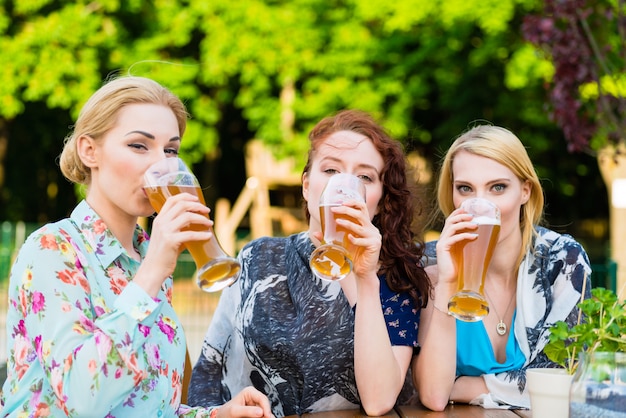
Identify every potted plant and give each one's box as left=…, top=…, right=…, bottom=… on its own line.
left=543, top=286, right=626, bottom=417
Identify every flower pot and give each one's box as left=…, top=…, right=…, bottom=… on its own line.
left=526, top=368, right=573, bottom=418
left=570, top=352, right=626, bottom=418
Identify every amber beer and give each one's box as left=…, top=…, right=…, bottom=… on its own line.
left=309, top=204, right=358, bottom=280
left=448, top=217, right=500, bottom=321
left=144, top=184, right=240, bottom=291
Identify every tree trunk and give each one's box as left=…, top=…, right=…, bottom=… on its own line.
left=597, top=143, right=626, bottom=299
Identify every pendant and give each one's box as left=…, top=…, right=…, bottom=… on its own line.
left=496, top=320, right=507, bottom=336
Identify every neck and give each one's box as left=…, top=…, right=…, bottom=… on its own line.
left=488, top=230, right=522, bottom=288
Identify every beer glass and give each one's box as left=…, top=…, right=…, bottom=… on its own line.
left=143, top=157, right=240, bottom=292
left=447, top=197, right=501, bottom=321
left=309, top=173, right=366, bottom=281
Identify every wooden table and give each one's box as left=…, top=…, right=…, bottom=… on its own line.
left=290, top=404, right=532, bottom=417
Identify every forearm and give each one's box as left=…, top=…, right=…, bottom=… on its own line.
left=354, top=276, right=404, bottom=415
left=413, top=284, right=458, bottom=411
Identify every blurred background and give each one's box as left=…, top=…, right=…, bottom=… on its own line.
left=0, top=0, right=623, bottom=366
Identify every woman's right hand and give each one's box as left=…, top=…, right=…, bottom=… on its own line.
left=136, top=193, right=212, bottom=296
left=435, top=208, right=477, bottom=288
left=215, top=386, right=274, bottom=418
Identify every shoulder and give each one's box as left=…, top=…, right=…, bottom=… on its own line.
left=20, top=218, right=76, bottom=249
left=529, top=226, right=592, bottom=290
left=421, top=241, right=437, bottom=265
left=239, top=232, right=311, bottom=264
left=241, top=234, right=296, bottom=253
left=533, top=226, right=589, bottom=261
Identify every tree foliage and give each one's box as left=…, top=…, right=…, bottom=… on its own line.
left=0, top=0, right=609, bottom=245
left=522, top=0, right=626, bottom=152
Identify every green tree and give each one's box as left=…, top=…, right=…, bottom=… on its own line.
left=522, top=0, right=625, bottom=294
left=0, top=0, right=608, bottom=260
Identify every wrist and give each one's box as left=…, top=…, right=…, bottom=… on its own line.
left=433, top=281, right=457, bottom=300
left=432, top=303, right=452, bottom=316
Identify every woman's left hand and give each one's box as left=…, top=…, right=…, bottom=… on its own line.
left=333, top=200, right=381, bottom=280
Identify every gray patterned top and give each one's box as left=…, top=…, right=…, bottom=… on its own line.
left=187, top=232, right=420, bottom=416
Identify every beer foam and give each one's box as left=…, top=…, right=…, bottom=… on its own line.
left=472, top=215, right=500, bottom=225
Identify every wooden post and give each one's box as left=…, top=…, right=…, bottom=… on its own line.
left=598, top=144, right=626, bottom=299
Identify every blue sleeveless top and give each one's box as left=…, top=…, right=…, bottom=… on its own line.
left=456, top=311, right=525, bottom=376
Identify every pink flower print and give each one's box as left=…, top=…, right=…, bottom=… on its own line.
left=108, top=265, right=128, bottom=295
left=33, top=402, right=51, bottom=417
left=73, top=314, right=95, bottom=334
left=138, top=323, right=151, bottom=337
left=40, top=234, right=59, bottom=250
left=121, top=352, right=147, bottom=386
left=61, top=302, right=72, bottom=312
left=387, top=319, right=400, bottom=328
left=57, top=269, right=79, bottom=285
left=401, top=298, right=410, bottom=307
left=13, top=319, right=27, bottom=338
left=93, top=219, right=107, bottom=234
left=157, top=318, right=176, bottom=343
left=18, top=287, right=29, bottom=317
left=50, top=367, right=67, bottom=405
left=94, top=330, right=113, bottom=362
left=145, top=343, right=161, bottom=369
left=171, top=369, right=182, bottom=406
left=34, top=335, right=43, bottom=358
left=32, top=291, right=45, bottom=314
left=14, top=334, right=31, bottom=379
left=76, top=273, right=91, bottom=293
left=88, top=359, right=98, bottom=375
left=138, top=230, right=149, bottom=245
left=165, top=286, right=173, bottom=304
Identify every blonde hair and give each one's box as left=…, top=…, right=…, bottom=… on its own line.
left=436, top=125, right=544, bottom=268
left=59, top=76, right=189, bottom=185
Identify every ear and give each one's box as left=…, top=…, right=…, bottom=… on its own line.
left=76, top=134, right=98, bottom=168
left=521, top=180, right=531, bottom=205
left=302, top=173, right=309, bottom=202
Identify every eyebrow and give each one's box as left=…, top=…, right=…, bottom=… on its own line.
left=454, top=178, right=512, bottom=184
left=125, top=130, right=181, bottom=142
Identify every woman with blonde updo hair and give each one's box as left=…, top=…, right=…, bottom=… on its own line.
left=1, top=75, right=273, bottom=418
left=59, top=76, right=188, bottom=185
left=412, top=124, right=591, bottom=411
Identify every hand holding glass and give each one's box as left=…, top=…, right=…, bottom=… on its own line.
left=447, top=197, right=501, bottom=321
left=143, top=157, right=240, bottom=292
left=309, top=173, right=366, bottom=281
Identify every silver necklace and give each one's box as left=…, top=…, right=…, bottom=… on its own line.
left=484, top=288, right=516, bottom=336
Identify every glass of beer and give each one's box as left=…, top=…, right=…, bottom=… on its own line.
left=143, top=157, right=241, bottom=292
left=309, top=173, right=366, bottom=281
left=447, top=197, right=501, bottom=321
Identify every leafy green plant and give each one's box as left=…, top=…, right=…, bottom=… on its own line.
left=544, top=287, right=626, bottom=375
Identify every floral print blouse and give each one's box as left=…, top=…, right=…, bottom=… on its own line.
left=1, top=201, right=208, bottom=417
